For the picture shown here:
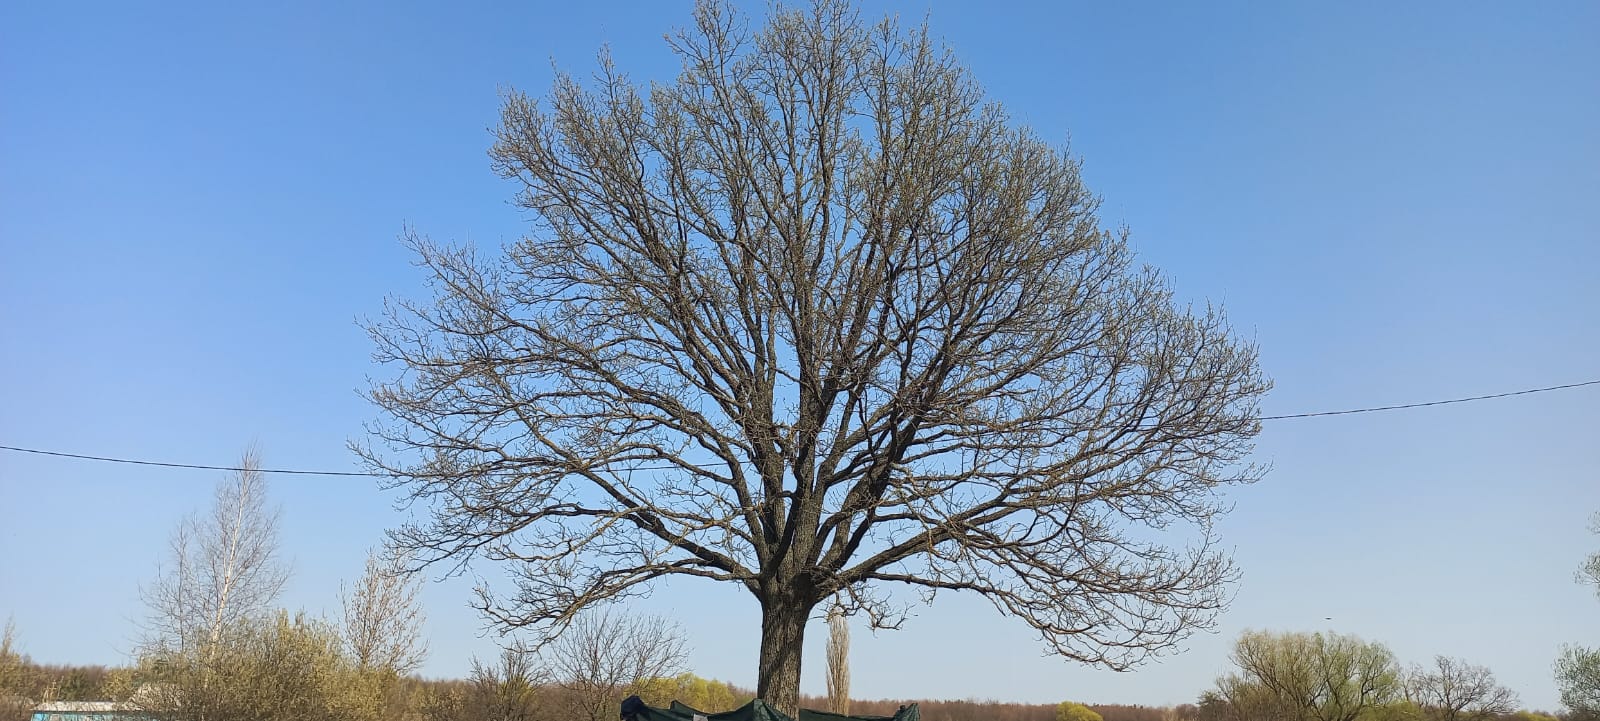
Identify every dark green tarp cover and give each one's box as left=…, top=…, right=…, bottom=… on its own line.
left=620, top=697, right=919, bottom=721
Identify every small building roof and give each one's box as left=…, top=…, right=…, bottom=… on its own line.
left=32, top=701, right=134, bottom=712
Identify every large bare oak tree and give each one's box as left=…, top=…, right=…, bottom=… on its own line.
left=361, top=0, right=1267, bottom=712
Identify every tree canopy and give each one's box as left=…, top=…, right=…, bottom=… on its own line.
left=1214, top=629, right=1400, bottom=721
left=1055, top=701, right=1103, bottom=721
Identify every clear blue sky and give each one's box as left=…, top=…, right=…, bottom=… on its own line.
left=2, top=0, right=1596, bottom=712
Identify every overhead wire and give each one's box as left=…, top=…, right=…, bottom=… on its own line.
left=1258, top=378, right=1600, bottom=420
left=0, top=445, right=379, bottom=476
left=2, top=378, right=1595, bottom=478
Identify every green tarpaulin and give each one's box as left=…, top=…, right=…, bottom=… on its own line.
left=620, top=696, right=920, bottom=721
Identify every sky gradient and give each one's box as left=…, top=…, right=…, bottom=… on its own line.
left=2, top=0, right=1597, bottom=712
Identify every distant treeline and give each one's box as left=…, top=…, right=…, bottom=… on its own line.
left=830, top=698, right=1189, bottom=721
left=0, top=653, right=1581, bottom=721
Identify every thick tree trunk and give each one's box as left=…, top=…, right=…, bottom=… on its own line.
left=757, top=596, right=811, bottom=718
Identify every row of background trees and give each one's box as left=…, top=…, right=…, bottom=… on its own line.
left=2, top=456, right=1595, bottom=721
left=0, top=452, right=718, bottom=721
left=1205, top=629, right=1520, bottom=721
left=1197, top=514, right=1599, bottom=721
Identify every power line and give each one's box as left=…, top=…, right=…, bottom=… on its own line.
left=1258, top=378, right=1600, bottom=419
left=2, top=378, right=1595, bottom=478
left=0, top=445, right=381, bottom=476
